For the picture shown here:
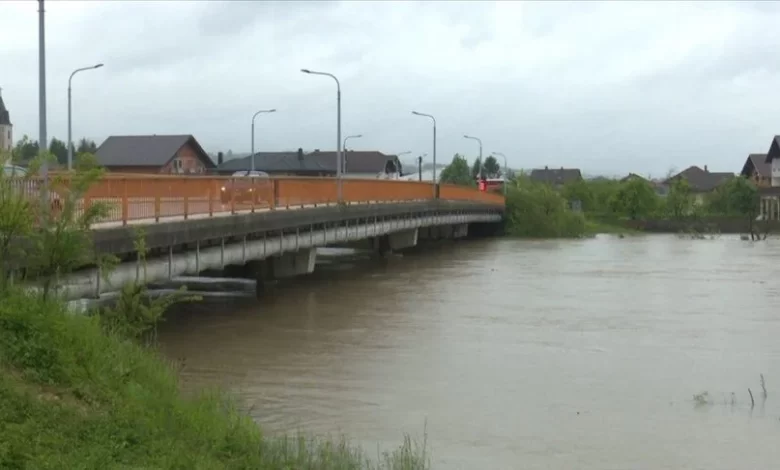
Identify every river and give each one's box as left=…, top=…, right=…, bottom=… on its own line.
left=158, top=235, right=780, bottom=469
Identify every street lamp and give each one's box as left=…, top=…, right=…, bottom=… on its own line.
left=463, top=134, right=483, bottom=179
left=68, top=63, right=103, bottom=170
left=417, top=153, right=427, bottom=181
left=491, top=151, right=508, bottom=196
left=343, top=134, right=362, bottom=173
left=302, top=68, right=342, bottom=202
left=412, top=111, right=436, bottom=197
left=251, top=109, right=276, bottom=172
left=396, top=150, right=411, bottom=158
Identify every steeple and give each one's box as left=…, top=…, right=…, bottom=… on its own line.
left=0, top=87, right=13, bottom=152
left=0, top=87, right=10, bottom=126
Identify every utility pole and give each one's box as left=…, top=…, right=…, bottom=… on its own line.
left=417, top=155, right=423, bottom=181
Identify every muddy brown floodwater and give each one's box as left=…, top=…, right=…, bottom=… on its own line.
left=158, top=235, right=780, bottom=469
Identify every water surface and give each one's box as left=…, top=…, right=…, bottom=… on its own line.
left=159, top=235, right=780, bottom=469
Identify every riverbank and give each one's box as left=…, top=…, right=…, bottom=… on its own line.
left=0, top=287, right=429, bottom=469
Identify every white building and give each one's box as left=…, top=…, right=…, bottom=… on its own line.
left=0, top=87, right=12, bottom=153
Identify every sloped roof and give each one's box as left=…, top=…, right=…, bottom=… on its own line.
left=765, top=137, right=780, bottom=163
left=741, top=153, right=769, bottom=177
left=310, top=150, right=400, bottom=173
left=0, top=89, right=10, bottom=126
left=667, top=166, right=734, bottom=192
left=218, top=151, right=329, bottom=173
left=529, top=167, right=583, bottom=185
left=95, top=135, right=215, bottom=168
left=218, top=149, right=400, bottom=174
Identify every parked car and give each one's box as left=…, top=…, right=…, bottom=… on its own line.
left=2, top=163, right=63, bottom=212
left=220, top=170, right=271, bottom=204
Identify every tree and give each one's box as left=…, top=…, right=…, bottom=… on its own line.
left=471, top=157, right=482, bottom=179
left=439, top=154, right=474, bottom=186
left=77, top=138, right=98, bottom=155
left=561, top=179, right=594, bottom=212
left=505, top=176, right=585, bottom=237
left=12, top=135, right=39, bottom=162
left=24, top=152, right=116, bottom=299
left=483, top=156, right=500, bottom=178
left=665, top=177, right=693, bottom=218
left=609, top=178, right=658, bottom=220
left=49, top=138, right=68, bottom=166
left=0, top=151, right=36, bottom=288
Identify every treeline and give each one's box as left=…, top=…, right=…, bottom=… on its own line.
left=11, top=135, right=98, bottom=166
left=438, top=153, right=508, bottom=186
left=500, top=174, right=760, bottom=238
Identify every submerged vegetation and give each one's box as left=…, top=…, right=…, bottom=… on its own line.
left=0, top=151, right=430, bottom=469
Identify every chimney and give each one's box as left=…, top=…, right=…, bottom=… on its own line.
left=297, top=148, right=303, bottom=161
left=704, top=165, right=708, bottom=172
left=217, top=152, right=224, bottom=165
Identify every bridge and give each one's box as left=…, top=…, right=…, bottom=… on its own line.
left=52, top=175, right=505, bottom=300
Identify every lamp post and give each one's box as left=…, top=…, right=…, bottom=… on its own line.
left=250, top=109, right=276, bottom=172
left=342, top=134, right=362, bottom=173
left=302, top=68, right=342, bottom=202
left=417, top=153, right=427, bottom=181
left=491, top=151, right=508, bottom=196
left=412, top=111, right=436, bottom=197
left=68, top=63, right=103, bottom=170
left=38, top=0, right=48, bottom=198
left=463, top=134, right=483, bottom=179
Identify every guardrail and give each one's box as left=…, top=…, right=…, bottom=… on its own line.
left=11, top=175, right=505, bottom=226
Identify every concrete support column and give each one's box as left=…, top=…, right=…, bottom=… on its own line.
left=452, top=223, right=469, bottom=238
left=272, top=248, right=317, bottom=279
left=387, top=228, right=418, bottom=251
left=438, top=225, right=454, bottom=239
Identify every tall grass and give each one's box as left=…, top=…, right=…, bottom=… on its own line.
left=0, top=287, right=429, bottom=469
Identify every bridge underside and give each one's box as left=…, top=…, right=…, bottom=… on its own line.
left=56, top=201, right=503, bottom=300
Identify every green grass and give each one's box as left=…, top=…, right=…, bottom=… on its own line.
left=0, top=288, right=429, bottom=469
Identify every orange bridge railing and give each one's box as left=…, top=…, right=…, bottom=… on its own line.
left=41, top=175, right=504, bottom=226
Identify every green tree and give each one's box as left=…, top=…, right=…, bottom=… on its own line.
left=609, top=178, right=658, bottom=220
left=439, top=154, right=474, bottom=186
left=483, top=156, right=500, bottom=178
left=0, top=152, right=36, bottom=288
left=470, top=157, right=482, bottom=179
left=12, top=135, right=39, bottom=162
left=24, top=152, right=116, bottom=299
left=504, top=176, right=586, bottom=237
left=561, top=179, right=595, bottom=212
left=77, top=137, right=98, bottom=154
left=665, top=177, right=693, bottom=218
left=49, top=138, right=68, bottom=166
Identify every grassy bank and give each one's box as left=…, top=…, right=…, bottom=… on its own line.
left=0, top=288, right=429, bottom=469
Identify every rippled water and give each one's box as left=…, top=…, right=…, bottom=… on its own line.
left=158, top=235, right=780, bottom=469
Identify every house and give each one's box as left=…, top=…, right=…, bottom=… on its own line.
left=95, top=135, right=216, bottom=174
left=665, top=165, right=733, bottom=205
left=756, top=136, right=780, bottom=220
left=620, top=173, right=669, bottom=197
left=740, top=154, right=771, bottom=188
left=217, top=149, right=403, bottom=179
left=529, top=166, right=582, bottom=188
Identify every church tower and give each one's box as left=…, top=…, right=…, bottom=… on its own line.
left=0, top=87, right=12, bottom=153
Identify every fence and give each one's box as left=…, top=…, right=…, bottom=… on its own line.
left=11, top=175, right=505, bottom=226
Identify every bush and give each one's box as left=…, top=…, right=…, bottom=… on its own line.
left=504, top=177, right=586, bottom=238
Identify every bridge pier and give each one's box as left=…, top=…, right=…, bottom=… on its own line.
left=271, top=248, right=317, bottom=279
left=387, top=228, right=418, bottom=251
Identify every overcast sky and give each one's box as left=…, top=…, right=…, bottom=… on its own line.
left=2, top=0, right=780, bottom=176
